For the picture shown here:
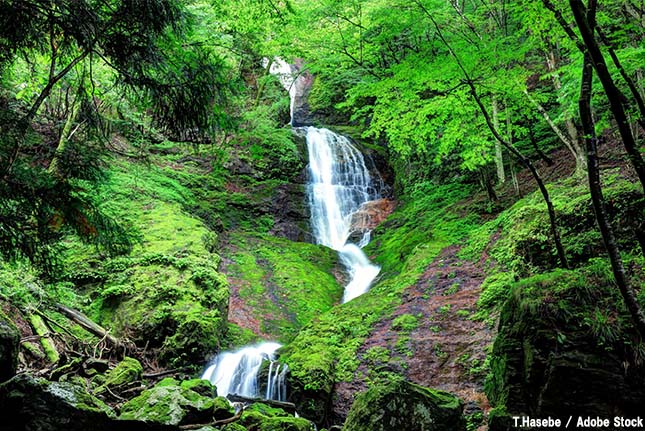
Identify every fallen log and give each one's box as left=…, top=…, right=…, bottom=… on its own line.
left=178, top=405, right=244, bottom=430
left=27, top=313, right=60, bottom=363
left=55, top=304, right=121, bottom=347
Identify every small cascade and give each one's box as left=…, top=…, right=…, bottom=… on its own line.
left=305, top=127, right=381, bottom=302
left=201, top=342, right=287, bottom=401
left=268, top=58, right=297, bottom=125
left=266, top=362, right=289, bottom=401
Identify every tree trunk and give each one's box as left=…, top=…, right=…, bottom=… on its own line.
left=48, top=83, right=84, bottom=176
left=527, top=121, right=554, bottom=166
left=577, top=1, right=645, bottom=338
left=492, top=97, right=505, bottom=183
left=570, top=0, right=645, bottom=191
left=523, top=89, right=586, bottom=174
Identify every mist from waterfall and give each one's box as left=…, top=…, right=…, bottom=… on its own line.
left=305, top=127, right=381, bottom=302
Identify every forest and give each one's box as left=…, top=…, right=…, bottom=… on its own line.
left=0, top=0, right=643, bottom=430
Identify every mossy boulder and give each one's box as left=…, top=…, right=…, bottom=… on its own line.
left=343, top=379, right=466, bottom=431
left=0, top=310, right=19, bottom=382
left=119, top=377, right=230, bottom=426
left=239, top=402, right=314, bottom=431
left=486, top=264, right=645, bottom=429
left=0, top=374, right=115, bottom=430
left=96, top=357, right=142, bottom=393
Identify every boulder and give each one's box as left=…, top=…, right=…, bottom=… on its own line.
left=343, top=379, right=466, bottom=431
left=238, top=402, right=314, bottom=431
left=486, top=268, right=645, bottom=430
left=119, top=377, right=232, bottom=426
left=0, top=374, right=115, bottom=431
left=0, top=311, right=19, bottom=382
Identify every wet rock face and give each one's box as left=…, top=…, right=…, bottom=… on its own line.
left=0, top=312, right=19, bottom=383
left=269, top=182, right=311, bottom=242
left=290, top=59, right=314, bottom=127
left=343, top=379, right=467, bottom=431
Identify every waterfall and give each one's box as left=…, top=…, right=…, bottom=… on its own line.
left=305, top=127, right=381, bottom=302
left=201, top=342, right=287, bottom=401
left=268, top=58, right=297, bottom=125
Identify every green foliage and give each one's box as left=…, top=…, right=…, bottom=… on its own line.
left=366, top=181, right=480, bottom=278
left=462, top=175, right=644, bottom=275
left=391, top=314, right=419, bottom=332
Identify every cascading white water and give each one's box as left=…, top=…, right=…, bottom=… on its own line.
left=306, top=127, right=381, bottom=302
left=268, top=58, right=297, bottom=125
left=201, top=342, right=287, bottom=401
left=266, top=362, right=289, bottom=401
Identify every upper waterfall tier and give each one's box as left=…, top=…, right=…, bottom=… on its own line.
left=305, top=127, right=381, bottom=302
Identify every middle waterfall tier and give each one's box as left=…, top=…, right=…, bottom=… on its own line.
left=305, top=126, right=382, bottom=302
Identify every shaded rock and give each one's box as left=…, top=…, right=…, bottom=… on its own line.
left=343, top=379, right=466, bottom=431
left=119, top=377, right=227, bottom=426
left=180, top=378, right=216, bottom=397
left=212, top=396, right=235, bottom=420
left=486, top=267, right=645, bottom=430
left=0, top=374, right=116, bottom=431
left=0, top=311, right=19, bottom=383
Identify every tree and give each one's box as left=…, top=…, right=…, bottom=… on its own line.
left=0, top=0, right=231, bottom=271
left=573, top=0, right=645, bottom=337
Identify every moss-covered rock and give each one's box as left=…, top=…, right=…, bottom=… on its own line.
left=0, top=310, right=19, bottom=382
left=96, top=357, right=142, bottom=393
left=119, top=377, right=226, bottom=426
left=0, top=374, right=116, bottom=430
left=224, top=232, right=343, bottom=341
left=485, top=262, right=645, bottom=429
left=343, top=379, right=466, bottom=431
left=213, top=396, right=235, bottom=420
left=238, top=403, right=314, bottom=431
left=62, top=162, right=231, bottom=369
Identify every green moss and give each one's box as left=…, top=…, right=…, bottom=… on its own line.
left=239, top=407, right=314, bottom=431
left=180, top=378, right=215, bottom=397
left=225, top=232, right=343, bottom=342
left=119, top=378, right=216, bottom=425
left=392, top=314, right=419, bottom=331
left=485, top=257, right=645, bottom=413
left=461, top=176, right=644, bottom=273
left=365, top=182, right=479, bottom=279
left=96, top=357, right=142, bottom=393
left=245, top=403, right=289, bottom=417
left=212, top=396, right=235, bottom=420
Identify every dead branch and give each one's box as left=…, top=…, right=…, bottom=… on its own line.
left=178, top=406, right=244, bottom=430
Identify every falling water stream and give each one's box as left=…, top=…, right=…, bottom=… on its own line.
left=201, top=60, right=382, bottom=400
left=305, top=126, right=381, bottom=302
